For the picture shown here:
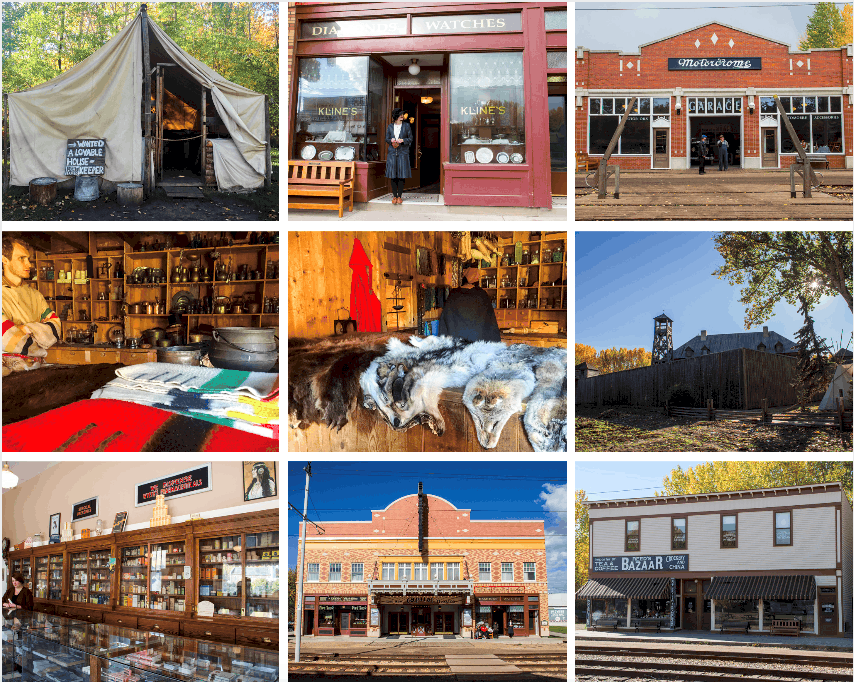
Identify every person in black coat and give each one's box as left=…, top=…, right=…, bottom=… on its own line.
left=385, top=108, right=413, bottom=204
left=698, top=134, right=707, bottom=174
left=437, top=267, right=501, bottom=343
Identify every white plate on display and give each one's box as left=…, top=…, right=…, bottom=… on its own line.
left=464, top=151, right=476, bottom=163
left=335, top=146, right=355, bottom=161
left=475, top=147, right=493, bottom=164
left=317, top=150, right=334, bottom=161
left=510, top=153, right=524, bottom=164
left=300, top=145, right=316, bottom=160
left=493, top=139, right=510, bottom=144
left=497, top=152, right=510, bottom=164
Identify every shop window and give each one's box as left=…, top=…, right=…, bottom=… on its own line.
left=721, top=514, right=737, bottom=548
left=764, top=599, right=814, bottom=631
left=760, top=97, right=776, bottom=114
left=774, top=511, right=792, bottom=545
left=319, top=606, right=334, bottom=626
left=589, top=116, right=618, bottom=154
left=549, top=95, right=567, bottom=172
left=382, top=562, right=395, bottom=580
left=508, top=604, right=525, bottom=627
left=812, top=115, right=843, bottom=153
left=630, top=98, right=640, bottom=114
left=616, top=98, right=627, bottom=114
left=295, top=56, right=385, bottom=162
left=523, top=562, right=536, bottom=581
left=620, top=117, right=650, bottom=154
left=351, top=605, right=368, bottom=627
left=781, top=115, right=812, bottom=152
left=626, top=520, right=640, bottom=551
left=329, top=563, right=342, bottom=582
left=590, top=98, right=601, bottom=115
left=447, top=563, right=461, bottom=580
left=545, top=9, right=567, bottom=30
left=449, top=52, right=525, bottom=164
left=780, top=96, right=791, bottom=113
left=547, top=51, right=568, bottom=69
left=633, top=599, right=669, bottom=620
left=308, top=563, right=319, bottom=582
left=791, top=96, right=805, bottom=112
left=715, top=599, right=759, bottom=629
left=366, top=58, right=385, bottom=162
left=830, top=96, right=841, bottom=112
left=414, top=563, right=428, bottom=580
left=431, top=563, right=444, bottom=580
left=672, top=518, right=687, bottom=550
left=502, top=562, right=514, bottom=582
left=804, top=96, right=817, bottom=113
left=351, top=563, right=364, bottom=583
left=818, top=96, right=829, bottom=112
left=639, top=98, right=650, bottom=114
left=398, top=563, right=412, bottom=580
left=602, top=98, right=614, bottom=114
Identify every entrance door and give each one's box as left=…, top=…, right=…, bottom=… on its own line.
left=653, top=129, right=669, bottom=168
left=412, top=607, right=431, bottom=635
left=762, top=128, right=777, bottom=168
left=819, top=588, right=837, bottom=635
left=683, top=580, right=698, bottom=629
left=340, top=611, right=350, bottom=636
left=436, top=612, right=454, bottom=634
left=548, top=91, right=567, bottom=195
left=393, top=88, right=441, bottom=192
left=304, top=609, right=314, bottom=635
left=388, top=612, right=408, bottom=634
left=700, top=580, right=712, bottom=630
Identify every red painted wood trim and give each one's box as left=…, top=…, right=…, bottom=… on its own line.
left=294, top=2, right=567, bottom=20
left=296, top=33, right=525, bottom=55
left=522, top=5, right=551, bottom=209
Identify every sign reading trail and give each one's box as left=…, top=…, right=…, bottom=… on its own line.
left=66, top=139, right=106, bottom=175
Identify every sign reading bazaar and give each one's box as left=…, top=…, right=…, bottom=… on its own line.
left=593, top=555, right=689, bottom=572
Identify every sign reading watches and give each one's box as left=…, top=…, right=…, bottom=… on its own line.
left=302, top=12, right=521, bottom=39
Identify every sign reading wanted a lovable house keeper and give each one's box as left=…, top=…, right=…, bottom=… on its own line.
left=65, top=139, right=106, bottom=175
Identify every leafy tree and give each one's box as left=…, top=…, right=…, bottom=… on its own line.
left=799, top=2, right=845, bottom=49
left=659, top=461, right=852, bottom=504
left=792, top=294, right=834, bottom=406
left=838, top=4, right=853, bottom=46
left=575, top=344, right=651, bottom=374
left=575, top=489, right=590, bottom=591
left=712, top=231, right=853, bottom=327
left=288, top=567, right=297, bottom=623
left=575, top=343, right=596, bottom=367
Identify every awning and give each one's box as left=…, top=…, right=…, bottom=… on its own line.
left=704, top=575, right=816, bottom=601
left=576, top=578, right=670, bottom=599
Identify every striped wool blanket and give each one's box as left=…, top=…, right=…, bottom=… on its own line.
left=114, top=363, right=278, bottom=400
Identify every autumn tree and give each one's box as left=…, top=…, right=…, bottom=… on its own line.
left=799, top=2, right=845, bottom=49
left=575, top=343, right=597, bottom=367
left=575, top=489, right=590, bottom=591
left=792, top=293, right=834, bottom=407
left=837, top=4, right=853, bottom=46
left=288, top=567, right=297, bottom=623
left=712, top=231, right=853, bottom=327
left=574, top=344, right=651, bottom=374
left=659, top=461, right=852, bottom=504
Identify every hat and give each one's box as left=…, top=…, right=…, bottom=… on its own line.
left=463, top=267, right=479, bottom=284
left=701, top=134, right=707, bottom=139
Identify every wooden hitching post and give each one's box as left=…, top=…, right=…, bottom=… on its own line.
left=598, top=96, right=638, bottom=199
left=201, top=87, right=207, bottom=185
left=264, top=95, right=272, bottom=189
left=141, top=4, right=153, bottom=194
left=773, top=95, right=814, bottom=197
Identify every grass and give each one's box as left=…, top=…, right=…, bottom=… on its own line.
left=549, top=626, right=568, bottom=635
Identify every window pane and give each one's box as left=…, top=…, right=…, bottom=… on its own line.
left=296, top=56, right=368, bottom=161
left=734, top=98, right=742, bottom=113
left=367, top=58, right=385, bottom=162
left=616, top=98, right=627, bottom=114
left=688, top=98, right=696, bottom=114
left=414, top=563, right=428, bottom=580
left=590, top=98, right=600, bottom=115
left=502, top=562, right=514, bottom=581
left=431, top=563, right=444, bottom=580
left=399, top=563, right=412, bottom=580
left=479, top=562, right=491, bottom=581
left=818, top=96, right=829, bottom=112
left=804, top=96, right=817, bottom=113
left=672, top=519, right=687, bottom=549
left=301, top=17, right=406, bottom=39
left=639, top=98, right=650, bottom=114
left=382, top=562, right=394, bottom=580
left=779, top=96, right=790, bottom=113
left=308, top=563, right=319, bottom=581
left=715, top=98, right=723, bottom=113
left=781, top=115, right=811, bottom=153
left=706, top=98, right=714, bottom=112
left=352, top=563, right=363, bottom=582
left=653, top=98, right=669, bottom=114
left=760, top=97, right=776, bottom=114
left=544, top=9, right=567, bottom=30
left=722, top=515, right=737, bottom=547
left=447, top=563, right=460, bottom=580
left=589, top=116, right=619, bottom=154
left=621, top=116, right=650, bottom=154
left=791, top=97, right=804, bottom=112
left=830, top=97, right=842, bottom=112
left=523, top=562, right=536, bottom=580
left=775, top=512, right=791, bottom=544
left=450, top=52, right=525, bottom=164
left=725, top=98, right=733, bottom=113
left=812, top=115, right=842, bottom=152
left=547, top=51, right=567, bottom=68
left=630, top=98, right=640, bottom=114
left=602, top=98, right=613, bottom=114
left=696, top=98, right=705, bottom=113
left=330, top=563, right=341, bottom=581
left=548, top=95, right=567, bottom=172
left=627, top=520, right=640, bottom=550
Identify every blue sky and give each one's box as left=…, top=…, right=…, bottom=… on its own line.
left=288, top=461, right=568, bottom=592
left=575, top=232, right=853, bottom=352
left=575, top=1, right=847, bottom=53
left=576, top=460, right=706, bottom=501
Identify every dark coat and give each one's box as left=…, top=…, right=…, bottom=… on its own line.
left=2, top=585, right=34, bottom=611
left=385, top=122, right=413, bottom=179
left=437, top=287, right=501, bottom=343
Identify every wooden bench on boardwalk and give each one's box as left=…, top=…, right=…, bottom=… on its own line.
left=592, top=617, right=620, bottom=631
left=719, top=619, right=750, bottom=634
left=805, top=153, right=829, bottom=169
left=769, top=618, right=801, bottom=636
left=634, top=617, right=663, bottom=633
left=288, top=160, right=355, bottom=218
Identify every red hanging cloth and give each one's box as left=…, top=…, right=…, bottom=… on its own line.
left=349, top=238, right=382, bottom=332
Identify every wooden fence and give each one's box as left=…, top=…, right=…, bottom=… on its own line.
left=576, top=348, right=799, bottom=410
left=669, top=397, right=852, bottom=432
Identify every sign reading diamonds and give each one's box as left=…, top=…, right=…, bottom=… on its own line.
left=669, top=57, right=761, bottom=70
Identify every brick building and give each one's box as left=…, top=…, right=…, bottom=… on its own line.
left=297, top=484, right=550, bottom=637
left=577, top=483, right=852, bottom=637
left=576, top=22, right=854, bottom=169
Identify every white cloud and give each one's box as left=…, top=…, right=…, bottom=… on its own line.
left=539, top=483, right=568, bottom=594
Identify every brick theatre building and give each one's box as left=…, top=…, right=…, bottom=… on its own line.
left=297, top=484, right=550, bottom=637
left=575, top=22, right=853, bottom=170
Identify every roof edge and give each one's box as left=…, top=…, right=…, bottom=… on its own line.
left=583, top=482, right=845, bottom=507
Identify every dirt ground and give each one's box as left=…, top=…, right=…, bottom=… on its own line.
left=576, top=405, right=851, bottom=452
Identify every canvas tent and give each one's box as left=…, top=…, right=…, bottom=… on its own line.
left=7, top=5, right=270, bottom=192
left=819, top=363, right=852, bottom=411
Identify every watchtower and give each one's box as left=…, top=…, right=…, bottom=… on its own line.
left=652, top=313, right=673, bottom=364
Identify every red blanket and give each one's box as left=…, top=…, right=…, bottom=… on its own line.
left=2, top=399, right=279, bottom=452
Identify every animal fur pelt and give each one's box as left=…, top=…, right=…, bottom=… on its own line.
left=523, top=360, right=568, bottom=452
left=288, top=332, right=411, bottom=431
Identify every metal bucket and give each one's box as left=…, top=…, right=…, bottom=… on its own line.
left=74, top=175, right=99, bottom=201
left=157, top=344, right=202, bottom=366
left=210, top=327, right=278, bottom=372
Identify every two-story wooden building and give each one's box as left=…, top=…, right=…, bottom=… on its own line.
left=297, top=484, right=550, bottom=637
left=577, top=483, right=852, bottom=637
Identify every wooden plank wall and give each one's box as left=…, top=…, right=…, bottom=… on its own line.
left=741, top=348, right=799, bottom=409
left=288, top=231, right=458, bottom=339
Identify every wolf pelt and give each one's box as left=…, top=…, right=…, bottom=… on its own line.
left=523, top=360, right=568, bottom=452
left=360, top=335, right=507, bottom=434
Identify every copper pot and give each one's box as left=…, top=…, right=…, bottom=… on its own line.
left=128, top=303, right=142, bottom=314
left=248, top=303, right=260, bottom=314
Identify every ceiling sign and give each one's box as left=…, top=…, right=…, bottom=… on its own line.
left=669, top=58, right=761, bottom=70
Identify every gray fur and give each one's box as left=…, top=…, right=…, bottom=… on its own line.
left=523, top=359, right=568, bottom=452
left=463, top=361, right=536, bottom=449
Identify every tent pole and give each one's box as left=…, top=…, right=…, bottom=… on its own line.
left=141, top=3, right=153, bottom=193
left=156, top=65, right=163, bottom=182
left=264, top=95, right=271, bottom=189
left=201, top=87, right=207, bottom=188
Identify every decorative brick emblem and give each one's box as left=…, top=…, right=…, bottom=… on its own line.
left=796, top=60, right=804, bottom=67
left=694, top=39, right=700, bottom=48
left=626, top=61, right=633, bottom=69
left=728, top=38, right=734, bottom=48
left=711, top=32, right=718, bottom=44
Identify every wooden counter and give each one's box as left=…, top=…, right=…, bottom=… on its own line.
left=500, top=332, right=567, bottom=348
left=45, top=344, right=156, bottom=365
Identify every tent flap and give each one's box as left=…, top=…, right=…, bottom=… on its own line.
left=819, top=364, right=852, bottom=411
left=210, top=139, right=264, bottom=190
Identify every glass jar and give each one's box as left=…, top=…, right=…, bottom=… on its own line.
left=522, top=249, right=530, bottom=265
left=531, top=250, right=540, bottom=265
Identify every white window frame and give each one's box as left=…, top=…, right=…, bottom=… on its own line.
left=329, top=563, right=342, bottom=582
left=414, top=562, right=429, bottom=580
left=431, top=563, right=444, bottom=581
left=446, top=562, right=460, bottom=580
left=351, top=563, right=364, bottom=583
left=501, top=562, right=514, bottom=582
left=398, top=562, right=412, bottom=580
left=382, top=562, right=395, bottom=580
left=478, top=562, right=491, bottom=582
left=587, top=95, right=658, bottom=156
left=307, top=563, right=320, bottom=582
left=523, top=562, right=536, bottom=582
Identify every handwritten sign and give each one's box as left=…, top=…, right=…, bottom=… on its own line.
left=65, top=139, right=106, bottom=175
left=135, top=463, right=212, bottom=506
left=72, top=496, right=98, bottom=522
left=593, top=554, right=689, bottom=572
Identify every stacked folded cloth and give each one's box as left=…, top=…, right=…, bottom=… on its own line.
left=91, top=363, right=279, bottom=438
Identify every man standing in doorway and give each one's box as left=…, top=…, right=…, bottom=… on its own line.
left=698, top=135, right=707, bottom=174
left=717, top=134, right=729, bottom=171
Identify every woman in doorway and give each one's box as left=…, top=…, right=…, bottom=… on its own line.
left=385, top=108, right=413, bottom=204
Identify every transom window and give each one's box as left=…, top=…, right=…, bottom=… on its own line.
left=329, top=563, right=342, bottom=582
left=774, top=511, right=792, bottom=546
left=672, top=518, right=687, bottom=550
left=414, top=562, right=429, bottom=580
left=308, top=563, right=320, bottom=582
left=502, top=562, right=514, bottom=582
left=479, top=562, right=491, bottom=582
left=687, top=97, right=741, bottom=114
left=382, top=562, right=395, bottom=580
left=447, top=562, right=461, bottom=580
left=721, top=514, right=738, bottom=548
left=626, top=520, right=640, bottom=551
left=523, top=562, right=536, bottom=581
left=351, top=563, right=364, bottom=582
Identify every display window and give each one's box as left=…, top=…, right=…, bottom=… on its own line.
left=48, top=554, right=63, bottom=601
left=150, top=542, right=187, bottom=611
left=34, top=556, right=48, bottom=599
left=633, top=598, right=670, bottom=620
left=714, top=598, right=759, bottom=629
left=69, top=549, right=110, bottom=605
left=198, top=534, right=242, bottom=616
left=121, top=545, right=150, bottom=608
left=508, top=604, right=525, bottom=627
left=764, top=599, right=814, bottom=631
left=245, top=531, right=279, bottom=618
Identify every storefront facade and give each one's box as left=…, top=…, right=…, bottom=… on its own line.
left=578, top=483, right=852, bottom=636
left=288, top=2, right=567, bottom=207
left=575, top=22, right=854, bottom=169
left=298, top=487, right=549, bottom=637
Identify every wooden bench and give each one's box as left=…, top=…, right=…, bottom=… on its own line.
left=720, top=619, right=750, bottom=633
left=592, top=617, right=620, bottom=631
left=576, top=151, right=600, bottom=172
left=634, top=617, right=663, bottom=633
left=805, top=154, right=829, bottom=169
left=769, top=618, right=800, bottom=636
left=288, top=160, right=355, bottom=218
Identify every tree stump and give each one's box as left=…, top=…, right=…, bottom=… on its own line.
left=29, top=177, right=57, bottom=205
left=117, top=182, right=144, bottom=206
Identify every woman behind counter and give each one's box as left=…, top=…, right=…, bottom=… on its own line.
left=385, top=108, right=413, bottom=204
left=3, top=571, right=34, bottom=611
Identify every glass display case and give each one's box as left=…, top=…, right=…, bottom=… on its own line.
left=70, top=552, right=89, bottom=603
left=150, top=542, right=187, bottom=612
left=12, top=556, right=32, bottom=586
left=48, top=554, right=64, bottom=601
left=120, top=545, right=149, bottom=609
left=198, top=535, right=242, bottom=616
left=35, top=556, right=49, bottom=599
left=244, top=532, right=279, bottom=619
left=89, top=549, right=112, bottom=605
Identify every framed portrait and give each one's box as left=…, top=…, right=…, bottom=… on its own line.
left=113, top=511, right=128, bottom=534
left=49, top=513, right=61, bottom=537
left=244, top=462, right=277, bottom=501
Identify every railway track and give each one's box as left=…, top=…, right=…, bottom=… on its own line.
left=576, top=645, right=853, bottom=669
left=576, top=658, right=852, bottom=682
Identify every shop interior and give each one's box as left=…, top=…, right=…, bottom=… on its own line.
left=1, top=460, right=279, bottom=681
left=690, top=117, right=741, bottom=166
left=2, top=230, right=279, bottom=453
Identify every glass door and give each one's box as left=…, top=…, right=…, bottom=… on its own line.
left=35, top=556, right=49, bottom=599
left=70, top=552, right=88, bottom=603
left=150, top=541, right=187, bottom=612
left=245, top=531, right=279, bottom=619
left=762, top=128, right=777, bottom=168
left=654, top=129, right=669, bottom=169
left=120, top=545, right=149, bottom=608
left=548, top=92, right=568, bottom=194
left=199, top=534, right=242, bottom=616
left=48, top=554, right=63, bottom=600
left=21, top=557, right=32, bottom=587
left=89, top=549, right=111, bottom=605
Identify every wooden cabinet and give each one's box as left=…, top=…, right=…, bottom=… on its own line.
left=120, top=349, right=157, bottom=365
left=104, top=613, right=138, bottom=628
left=235, top=628, right=277, bottom=648
left=138, top=616, right=182, bottom=635
left=91, top=349, right=120, bottom=363
left=181, top=620, right=236, bottom=643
